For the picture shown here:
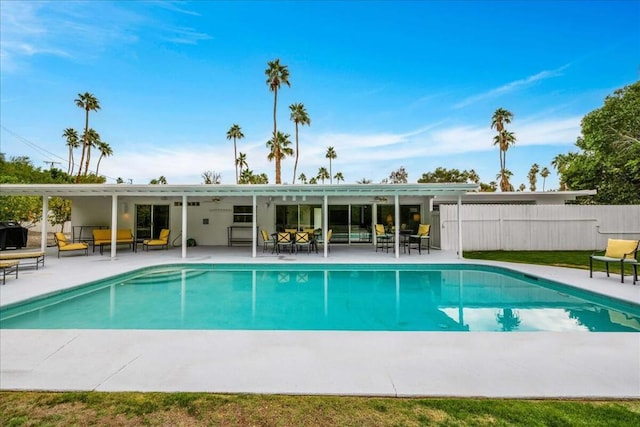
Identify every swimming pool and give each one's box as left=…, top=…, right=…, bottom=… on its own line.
left=1, top=264, right=638, bottom=332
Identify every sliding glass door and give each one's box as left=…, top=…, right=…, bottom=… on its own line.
left=135, top=204, right=170, bottom=239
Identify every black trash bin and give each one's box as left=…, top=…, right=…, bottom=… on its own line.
left=0, top=221, right=29, bottom=250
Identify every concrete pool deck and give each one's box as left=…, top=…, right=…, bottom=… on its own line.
left=1, top=245, right=639, bottom=398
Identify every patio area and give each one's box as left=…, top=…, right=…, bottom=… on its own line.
left=1, top=244, right=639, bottom=397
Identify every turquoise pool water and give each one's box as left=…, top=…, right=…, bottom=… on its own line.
left=1, top=264, right=638, bottom=332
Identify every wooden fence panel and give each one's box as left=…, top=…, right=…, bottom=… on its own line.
left=439, top=204, right=640, bottom=251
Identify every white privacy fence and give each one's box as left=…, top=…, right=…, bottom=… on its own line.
left=439, top=204, right=640, bottom=251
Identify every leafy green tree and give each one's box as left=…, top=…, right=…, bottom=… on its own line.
left=325, top=146, right=337, bottom=183
left=290, top=103, right=310, bottom=184
left=74, top=92, right=100, bottom=182
left=150, top=176, right=167, bottom=184
left=49, top=197, right=72, bottom=231
left=240, top=169, right=269, bottom=184
left=226, top=124, right=244, bottom=184
left=387, top=166, right=408, bottom=184
left=556, top=81, right=640, bottom=204
left=265, top=59, right=290, bottom=184
left=418, top=167, right=478, bottom=183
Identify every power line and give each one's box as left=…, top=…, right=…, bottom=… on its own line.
left=1, top=125, right=121, bottom=183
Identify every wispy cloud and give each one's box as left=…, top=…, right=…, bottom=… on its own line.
left=0, top=1, right=211, bottom=73
left=453, top=65, right=570, bottom=109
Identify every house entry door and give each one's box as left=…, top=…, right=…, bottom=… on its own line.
left=135, top=204, right=170, bottom=240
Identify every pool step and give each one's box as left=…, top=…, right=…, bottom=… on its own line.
left=123, top=269, right=208, bottom=285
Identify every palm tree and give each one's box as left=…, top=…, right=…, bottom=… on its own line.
left=334, top=172, right=344, bottom=184
left=266, top=131, right=293, bottom=181
left=552, top=154, right=570, bottom=191
left=491, top=108, right=515, bottom=187
left=317, top=167, right=330, bottom=184
left=81, top=128, right=100, bottom=175
left=298, top=173, right=307, bottom=184
left=62, top=128, right=79, bottom=175
left=236, top=152, right=248, bottom=178
left=357, top=178, right=372, bottom=184
left=540, top=167, right=550, bottom=191
left=496, top=168, right=514, bottom=192
left=308, top=177, right=318, bottom=184
left=496, top=308, right=521, bottom=331
left=74, top=92, right=101, bottom=182
left=265, top=59, right=290, bottom=184
left=325, top=146, right=337, bottom=183
left=95, top=141, right=113, bottom=176
left=467, top=169, right=480, bottom=184
left=528, top=163, right=539, bottom=191
left=226, top=124, right=244, bottom=184
left=289, top=103, right=311, bottom=184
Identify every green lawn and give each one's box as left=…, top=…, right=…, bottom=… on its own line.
left=1, top=392, right=639, bottom=426
left=464, top=250, right=635, bottom=276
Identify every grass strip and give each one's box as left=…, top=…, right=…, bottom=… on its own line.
left=1, top=392, right=640, bottom=426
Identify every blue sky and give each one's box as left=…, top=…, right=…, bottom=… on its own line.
left=1, top=1, right=639, bottom=188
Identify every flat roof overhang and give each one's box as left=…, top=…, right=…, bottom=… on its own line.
left=0, top=183, right=479, bottom=198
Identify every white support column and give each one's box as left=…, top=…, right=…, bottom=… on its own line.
left=394, top=193, right=400, bottom=259
left=252, top=194, right=257, bottom=258
left=457, top=194, right=463, bottom=259
left=182, top=195, right=188, bottom=259
left=323, top=195, right=328, bottom=258
left=40, top=195, right=48, bottom=253
left=110, top=194, right=118, bottom=258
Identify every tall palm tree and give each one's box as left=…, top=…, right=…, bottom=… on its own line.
left=540, top=167, right=550, bottom=191
left=266, top=131, right=293, bottom=182
left=289, top=103, right=311, bottom=184
left=317, top=167, right=330, bottom=184
left=528, top=163, right=539, bottom=191
left=265, top=59, right=290, bottom=184
left=491, top=108, right=514, bottom=184
left=75, top=92, right=101, bottom=182
left=334, top=172, right=344, bottom=184
left=496, top=168, right=514, bottom=192
left=62, top=128, right=79, bottom=175
left=552, top=154, right=570, bottom=191
left=81, top=128, right=100, bottom=175
left=226, top=124, right=244, bottom=184
left=95, top=141, right=113, bottom=176
left=236, top=152, right=248, bottom=178
left=325, top=146, right=337, bottom=183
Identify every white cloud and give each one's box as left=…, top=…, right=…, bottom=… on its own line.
left=454, top=65, right=570, bottom=109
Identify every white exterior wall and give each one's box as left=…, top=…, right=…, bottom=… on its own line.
left=439, top=204, right=640, bottom=251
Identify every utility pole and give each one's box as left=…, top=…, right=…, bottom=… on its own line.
left=43, top=161, right=61, bottom=169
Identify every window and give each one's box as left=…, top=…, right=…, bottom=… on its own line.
left=233, top=205, right=253, bottom=223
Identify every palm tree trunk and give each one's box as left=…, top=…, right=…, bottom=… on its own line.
left=293, top=123, right=299, bottom=184
left=96, top=155, right=104, bottom=175
left=273, top=89, right=281, bottom=184
left=233, top=137, right=238, bottom=184
left=84, top=144, right=92, bottom=175
left=67, top=147, right=73, bottom=175
left=329, top=159, right=332, bottom=184
left=76, top=109, right=89, bottom=182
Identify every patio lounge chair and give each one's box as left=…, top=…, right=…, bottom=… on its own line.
left=261, top=229, right=276, bottom=253
left=54, top=232, right=89, bottom=258
left=142, top=229, right=170, bottom=251
left=590, top=239, right=639, bottom=284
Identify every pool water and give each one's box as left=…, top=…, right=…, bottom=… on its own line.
left=1, top=264, right=638, bottom=332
